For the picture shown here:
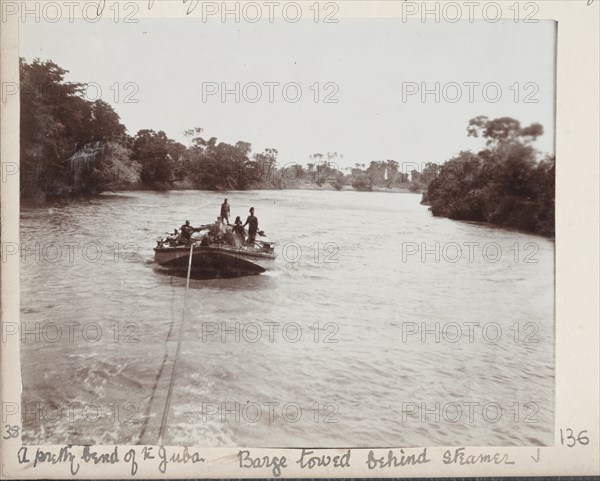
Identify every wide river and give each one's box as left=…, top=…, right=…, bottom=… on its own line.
left=20, top=190, right=554, bottom=447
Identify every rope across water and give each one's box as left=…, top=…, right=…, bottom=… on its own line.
left=157, top=242, right=195, bottom=444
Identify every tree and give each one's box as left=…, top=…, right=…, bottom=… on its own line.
left=20, top=58, right=129, bottom=197
left=184, top=127, right=204, bottom=146
left=253, top=148, right=278, bottom=182
left=132, top=130, right=173, bottom=185
left=20, top=59, right=84, bottom=193
left=351, top=174, right=373, bottom=191
left=88, top=100, right=127, bottom=142
left=424, top=116, right=553, bottom=236
left=366, top=161, right=386, bottom=185
left=467, top=115, right=543, bottom=146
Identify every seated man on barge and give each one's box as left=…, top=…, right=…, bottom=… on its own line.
left=232, top=216, right=245, bottom=237
left=166, top=228, right=179, bottom=247
left=178, top=220, right=200, bottom=246
left=201, top=233, right=214, bottom=246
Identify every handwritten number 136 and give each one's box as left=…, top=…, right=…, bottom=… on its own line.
left=560, top=428, right=589, bottom=447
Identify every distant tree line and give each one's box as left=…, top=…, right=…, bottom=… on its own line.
left=421, top=116, right=555, bottom=237
left=19, top=58, right=284, bottom=197
left=20, top=59, right=555, bottom=237
left=19, top=58, right=414, bottom=199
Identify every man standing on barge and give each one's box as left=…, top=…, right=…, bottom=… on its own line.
left=221, top=198, right=231, bottom=225
left=244, top=207, right=259, bottom=244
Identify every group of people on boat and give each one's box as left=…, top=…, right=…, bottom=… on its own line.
left=219, top=199, right=259, bottom=242
left=163, top=199, right=261, bottom=249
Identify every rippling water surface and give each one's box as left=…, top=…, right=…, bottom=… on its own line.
left=20, top=190, right=554, bottom=446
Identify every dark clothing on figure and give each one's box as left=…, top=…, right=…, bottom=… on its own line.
left=178, top=224, right=193, bottom=245
left=180, top=224, right=192, bottom=240
left=221, top=203, right=230, bottom=224
left=244, top=215, right=258, bottom=243
left=232, top=224, right=245, bottom=236
left=244, top=215, right=258, bottom=233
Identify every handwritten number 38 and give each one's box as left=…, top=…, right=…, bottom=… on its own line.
left=3, top=425, right=19, bottom=439
left=560, top=428, right=589, bottom=447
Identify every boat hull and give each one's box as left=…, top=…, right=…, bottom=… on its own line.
left=154, top=245, right=275, bottom=278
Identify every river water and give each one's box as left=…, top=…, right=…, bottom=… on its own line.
left=20, top=190, right=554, bottom=446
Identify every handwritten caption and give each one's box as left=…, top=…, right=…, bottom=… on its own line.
left=14, top=445, right=526, bottom=477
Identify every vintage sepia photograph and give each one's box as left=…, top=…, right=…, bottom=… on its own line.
left=13, top=1, right=559, bottom=456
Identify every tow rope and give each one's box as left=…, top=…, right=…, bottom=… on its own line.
left=158, top=242, right=194, bottom=444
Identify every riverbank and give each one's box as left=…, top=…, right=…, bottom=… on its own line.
left=147, top=184, right=414, bottom=194
left=22, top=177, right=415, bottom=202
left=168, top=177, right=415, bottom=193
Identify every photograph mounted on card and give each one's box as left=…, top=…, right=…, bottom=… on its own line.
left=0, top=0, right=598, bottom=479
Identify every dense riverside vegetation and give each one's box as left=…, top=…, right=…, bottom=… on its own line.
left=421, top=116, right=555, bottom=237
left=19, top=59, right=411, bottom=199
left=20, top=58, right=128, bottom=197
left=20, top=59, right=554, bottom=237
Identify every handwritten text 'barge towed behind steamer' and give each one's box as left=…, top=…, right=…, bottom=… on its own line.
left=15, top=445, right=518, bottom=477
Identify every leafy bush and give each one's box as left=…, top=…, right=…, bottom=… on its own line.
left=423, top=117, right=554, bottom=237
left=351, top=175, right=373, bottom=191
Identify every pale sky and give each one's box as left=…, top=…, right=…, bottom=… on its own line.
left=20, top=18, right=556, bottom=171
